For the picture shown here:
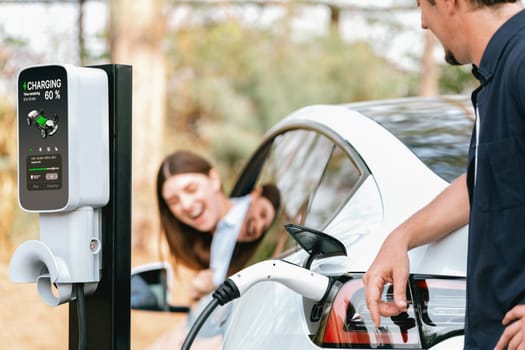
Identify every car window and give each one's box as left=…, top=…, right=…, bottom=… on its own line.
left=351, top=97, right=473, bottom=182
left=305, top=145, right=362, bottom=228
left=260, top=129, right=331, bottom=224
left=246, top=127, right=366, bottom=263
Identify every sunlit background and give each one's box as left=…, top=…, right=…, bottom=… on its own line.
left=0, top=0, right=502, bottom=348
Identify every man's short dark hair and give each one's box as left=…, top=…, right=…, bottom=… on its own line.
left=261, top=183, right=281, bottom=214
left=468, top=0, right=519, bottom=6
left=425, top=0, right=519, bottom=6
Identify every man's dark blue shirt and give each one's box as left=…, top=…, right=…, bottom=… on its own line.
left=465, top=8, right=525, bottom=350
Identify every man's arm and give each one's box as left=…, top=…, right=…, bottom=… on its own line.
left=363, top=173, right=470, bottom=327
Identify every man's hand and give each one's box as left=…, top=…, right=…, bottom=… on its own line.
left=494, top=304, right=525, bottom=350
left=363, top=236, right=410, bottom=327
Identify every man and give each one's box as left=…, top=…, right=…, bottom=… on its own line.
left=190, top=183, right=281, bottom=300
left=363, top=1, right=525, bottom=349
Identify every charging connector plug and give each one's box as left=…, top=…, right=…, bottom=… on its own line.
left=182, top=259, right=333, bottom=349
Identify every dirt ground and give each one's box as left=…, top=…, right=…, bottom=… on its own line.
left=0, top=250, right=193, bottom=350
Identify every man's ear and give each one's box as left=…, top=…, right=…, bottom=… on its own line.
left=208, top=168, right=222, bottom=192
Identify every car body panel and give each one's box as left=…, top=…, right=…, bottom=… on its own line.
left=224, top=282, right=317, bottom=349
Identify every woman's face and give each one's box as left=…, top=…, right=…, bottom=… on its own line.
left=161, top=170, right=224, bottom=232
left=237, top=194, right=276, bottom=243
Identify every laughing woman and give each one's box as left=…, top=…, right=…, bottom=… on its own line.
left=156, top=150, right=280, bottom=299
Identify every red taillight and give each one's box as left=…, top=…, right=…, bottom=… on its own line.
left=314, top=275, right=465, bottom=348
left=316, top=277, right=420, bottom=348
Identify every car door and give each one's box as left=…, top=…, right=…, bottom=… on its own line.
left=223, top=122, right=384, bottom=349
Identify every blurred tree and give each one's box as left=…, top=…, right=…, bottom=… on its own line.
left=78, top=0, right=87, bottom=65
left=0, top=27, right=42, bottom=257
left=0, top=99, right=17, bottom=257
left=420, top=31, right=438, bottom=96
left=109, top=0, right=167, bottom=252
left=164, top=18, right=416, bottom=189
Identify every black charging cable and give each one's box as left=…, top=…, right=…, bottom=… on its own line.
left=181, top=260, right=333, bottom=349
left=181, top=279, right=240, bottom=350
left=75, top=283, right=88, bottom=350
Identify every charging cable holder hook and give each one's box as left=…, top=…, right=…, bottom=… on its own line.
left=9, top=207, right=102, bottom=306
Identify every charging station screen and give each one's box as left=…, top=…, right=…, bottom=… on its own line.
left=18, top=65, right=68, bottom=211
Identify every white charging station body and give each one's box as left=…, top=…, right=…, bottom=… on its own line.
left=17, top=64, right=109, bottom=212
left=9, top=64, right=109, bottom=306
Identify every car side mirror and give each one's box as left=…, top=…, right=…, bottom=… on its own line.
left=130, top=262, right=189, bottom=313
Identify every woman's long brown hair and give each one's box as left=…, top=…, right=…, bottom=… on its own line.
left=156, top=150, right=213, bottom=270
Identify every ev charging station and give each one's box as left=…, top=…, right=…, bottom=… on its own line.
left=8, top=64, right=132, bottom=349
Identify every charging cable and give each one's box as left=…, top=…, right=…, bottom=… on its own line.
left=75, top=283, right=88, bottom=350
left=181, top=259, right=333, bottom=350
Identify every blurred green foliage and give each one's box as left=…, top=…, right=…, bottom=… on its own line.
left=164, top=19, right=419, bottom=184
left=439, top=64, right=477, bottom=94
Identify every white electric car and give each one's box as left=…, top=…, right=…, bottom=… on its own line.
left=133, top=95, right=474, bottom=349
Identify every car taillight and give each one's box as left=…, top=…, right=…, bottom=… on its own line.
left=412, top=276, right=465, bottom=348
left=314, top=274, right=465, bottom=349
